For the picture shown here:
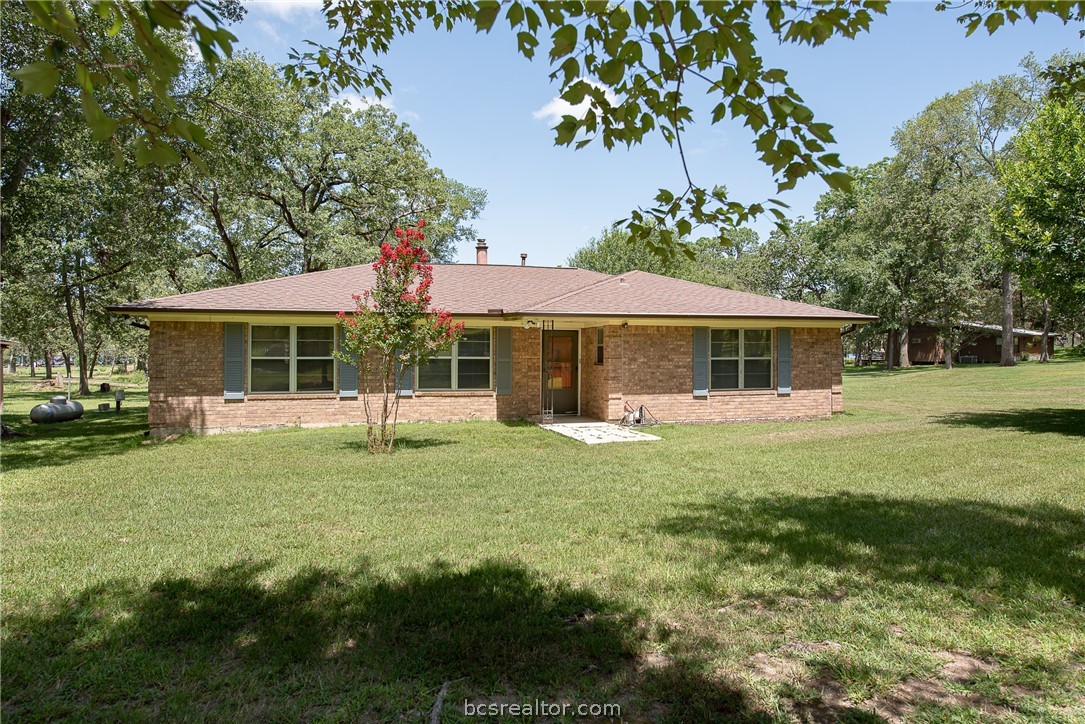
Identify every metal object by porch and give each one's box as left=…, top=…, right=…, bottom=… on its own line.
left=541, top=320, right=555, bottom=421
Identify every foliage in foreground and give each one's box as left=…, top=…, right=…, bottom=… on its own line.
left=12, top=1, right=1085, bottom=251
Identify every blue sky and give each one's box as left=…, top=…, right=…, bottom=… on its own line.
left=233, top=2, right=1082, bottom=266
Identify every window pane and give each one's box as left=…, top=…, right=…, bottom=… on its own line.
left=418, top=358, right=452, bottom=389
left=596, top=328, right=604, bottom=364
left=711, top=359, right=739, bottom=390
left=711, top=329, right=739, bottom=358
left=296, top=358, right=334, bottom=392
left=458, top=328, right=491, bottom=358
left=297, top=326, right=334, bottom=357
left=744, top=359, right=772, bottom=389
left=457, top=358, right=490, bottom=390
left=251, top=325, right=289, bottom=358
left=251, top=359, right=289, bottom=392
left=744, top=329, right=772, bottom=358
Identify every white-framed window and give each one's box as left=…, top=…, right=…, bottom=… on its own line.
left=710, top=329, right=773, bottom=390
left=416, top=327, right=492, bottom=390
left=249, top=324, right=336, bottom=393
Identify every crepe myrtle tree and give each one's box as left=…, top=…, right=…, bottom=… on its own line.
left=334, top=220, right=464, bottom=453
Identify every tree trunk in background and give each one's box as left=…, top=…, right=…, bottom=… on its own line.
left=63, top=353, right=72, bottom=378
left=44, top=349, right=53, bottom=380
left=1039, top=299, right=1051, bottom=363
left=76, top=347, right=90, bottom=396
left=1000, top=268, right=1016, bottom=366
left=136, top=356, right=147, bottom=372
left=88, top=343, right=100, bottom=382
left=898, top=328, right=912, bottom=368
left=885, top=331, right=896, bottom=371
left=8, top=353, right=15, bottom=373
left=29, top=348, right=36, bottom=377
left=943, top=339, right=954, bottom=370
left=854, top=335, right=863, bottom=367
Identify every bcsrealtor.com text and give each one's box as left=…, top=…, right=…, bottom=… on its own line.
left=463, top=699, right=620, bottom=718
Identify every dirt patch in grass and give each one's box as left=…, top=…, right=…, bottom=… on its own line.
left=867, top=676, right=1008, bottom=721
left=747, top=652, right=804, bottom=682
left=935, top=649, right=995, bottom=683
left=781, top=640, right=843, bottom=656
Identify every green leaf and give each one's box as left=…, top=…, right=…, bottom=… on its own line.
left=822, top=171, right=853, bottom=193
left=13, top=61, right=60, bottom=97
left=551, top=24, right=578, bottom=59
left=506, top=1, right=524, bottom=28
left=80, top=91, right=117, bottom=141
left=610, top=6, right=631, bottom=31
left=984, top=11, right=1004, bottom=33
left=597, top=58, right=624, bottom=85
left=555, top=116, right=579, bottom=145
left=516, top=31, right=538, bottom=59
left=474, top=1, right=500, bottom=31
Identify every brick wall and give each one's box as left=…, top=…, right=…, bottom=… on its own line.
left=597, top=325, right=841, bottom=423
left=148, top=321, right=543, bottom=434
left=580, top=327, right=607, bottom=420
left=147, top=320, right=843, bottom=434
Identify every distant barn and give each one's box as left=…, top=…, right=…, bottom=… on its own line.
left=906, top=322, right=1053, bottom=365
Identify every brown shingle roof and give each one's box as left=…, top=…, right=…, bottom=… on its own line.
left=109, top=263, right=875, bottom=321
left=526, top=270, right=872, bottom=319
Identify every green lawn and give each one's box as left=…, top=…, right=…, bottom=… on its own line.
left=2, top=358, right=1084, bottom=721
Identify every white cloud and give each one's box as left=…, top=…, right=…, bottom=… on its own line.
left=254, top=19, right=283, bottom=43
left=336, top=93, right=421, bottom=122
left=532, top=79, right=617, bottom=127
left=249, top=0, right=323, bottom=20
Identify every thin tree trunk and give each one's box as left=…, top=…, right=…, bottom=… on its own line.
left=898, top=328, right=912, bottom=368
left=44, top=349, right=53, bottom=379
left=1039, top=299, right=1051, bottom=363
left=76, top=346, right=90, bottom=396
left=8, top=352, right=15, bottom=374
left=29, top=347, right=36, bottom=377
left=943, top=339, right=954, bottom=370
left=854, top=335, right=863, bottom=367
left=136, top=356, right=147, bottom=372
left=885, top=331, right=895, bottom=371
left=63, top=353, right=72, bottom=378
left=1000, top=268, right=1016, bottom=366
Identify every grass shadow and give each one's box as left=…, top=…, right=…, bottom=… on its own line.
left=842, top=366, right=933, bottom=378
left=655, top=493, right=1085, bottom=605
left=2, top=559, right=765, bottom=720
left=497, top=418, right=539, bottom=429
left=933, top=408, right=1085, bottom=438
left=0, top=404, right=149, bottom=473
left=334, top=435, right=458, bottom=453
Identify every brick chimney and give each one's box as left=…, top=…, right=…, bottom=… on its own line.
left=475, top=239, right=488, bottom=265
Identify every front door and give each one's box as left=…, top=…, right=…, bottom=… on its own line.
left=543, top=330, right=578, bottom=415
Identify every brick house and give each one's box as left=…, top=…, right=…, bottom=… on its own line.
left=905, top=322, right=1055, bottom=365
left=110, top=244, right=874, bottom=435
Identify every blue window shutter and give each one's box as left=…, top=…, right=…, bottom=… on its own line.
left=777, top=328, right=792, bottom=394
left=338, top=332, right=358, bottom=397
left=223, top=322, right=245, bottom=400
left=395, top=353, right=413, bottom=398
left=692, top=327, right=709, bottom=397
left=495, top=327, right=512, bottom=395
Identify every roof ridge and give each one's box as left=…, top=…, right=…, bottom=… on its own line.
left=624, top=269, right=864, bottom=316
left=113, top=262, right=379, bottom=308
left=522, top=273, right=620, bottom=312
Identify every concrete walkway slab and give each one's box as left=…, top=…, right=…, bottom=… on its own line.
left=538, top=420, right=662, bottom=445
